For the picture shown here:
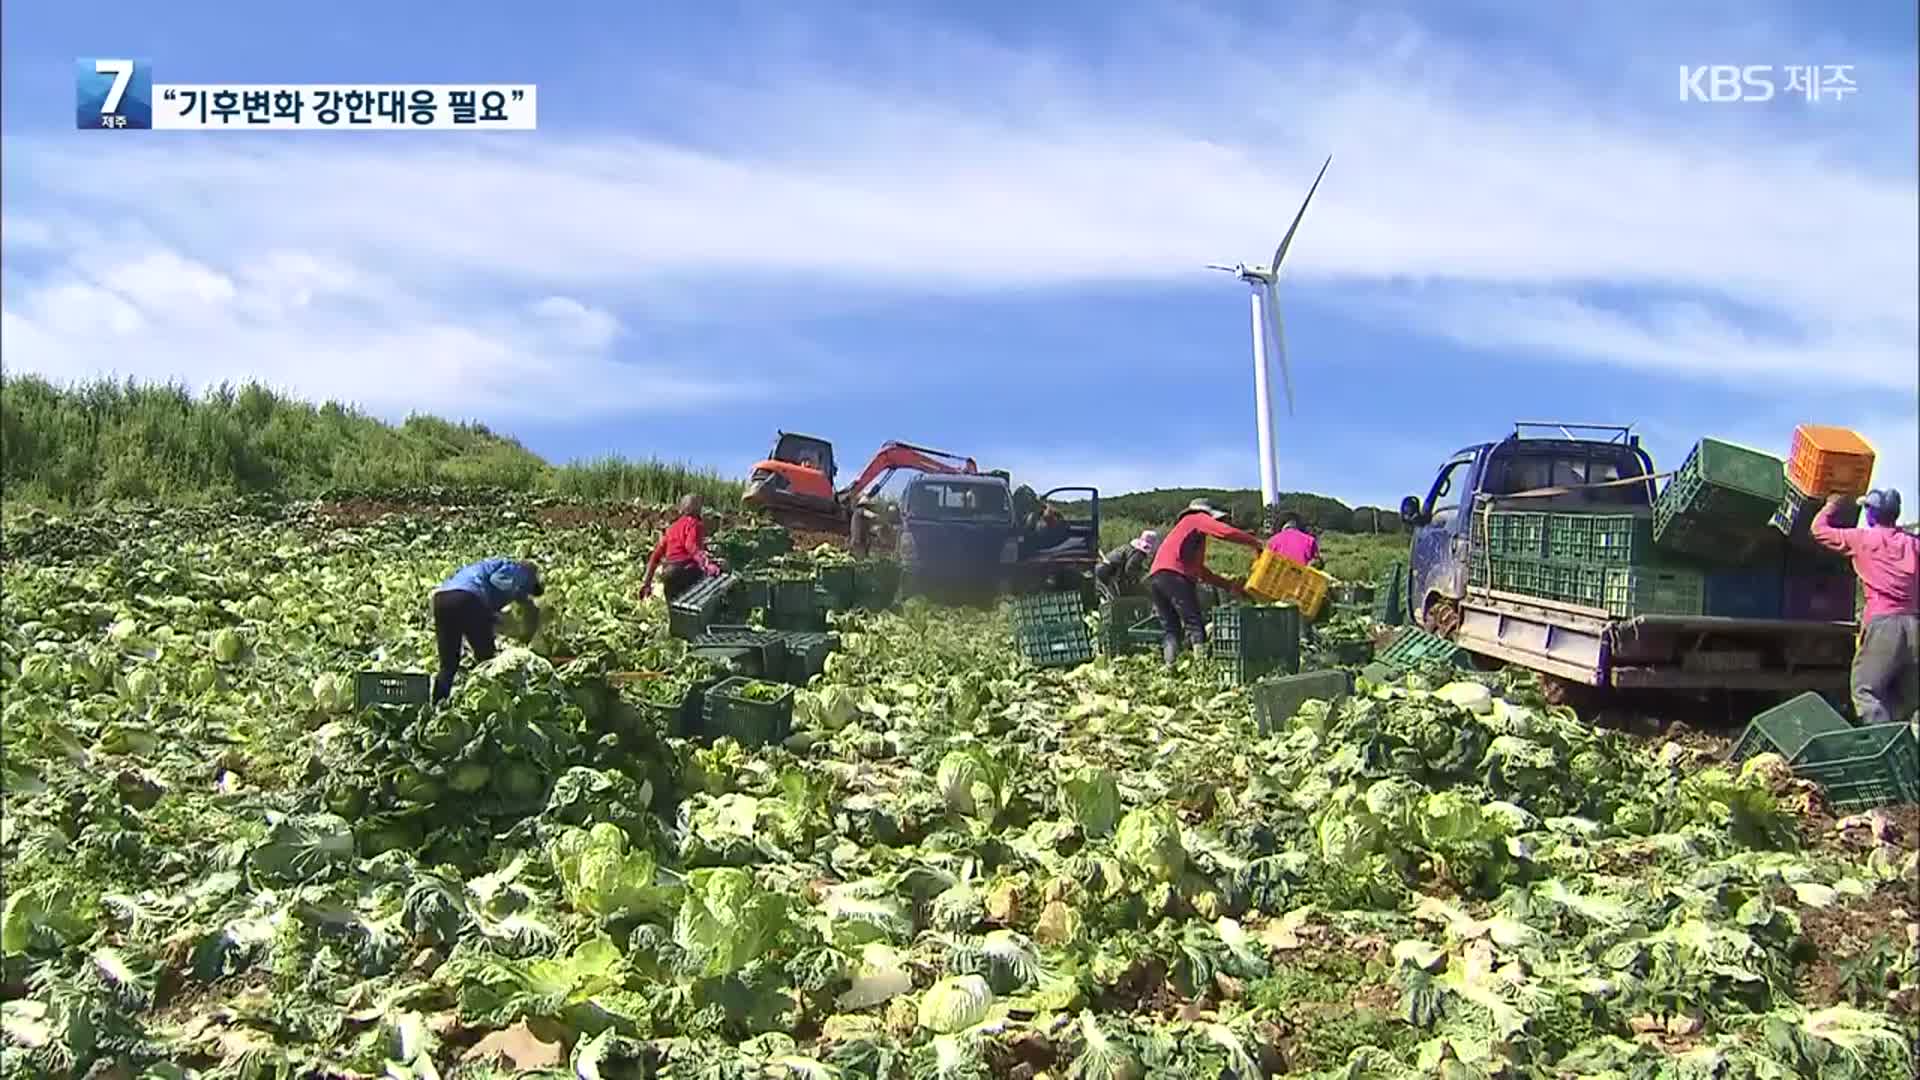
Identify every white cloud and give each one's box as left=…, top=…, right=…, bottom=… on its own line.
left=1, top=8, right=1914, bottom=422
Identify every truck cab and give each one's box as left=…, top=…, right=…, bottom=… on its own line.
left=897, top=475, right=1099, bottom=602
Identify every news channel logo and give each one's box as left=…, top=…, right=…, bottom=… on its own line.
left=76, top=58, right=153, bottom=129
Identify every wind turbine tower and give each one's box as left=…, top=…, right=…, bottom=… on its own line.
left=1207, top=154, right=1332, bottom=513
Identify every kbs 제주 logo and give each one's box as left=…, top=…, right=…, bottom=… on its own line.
left=76, top=58, right=153, bottom=129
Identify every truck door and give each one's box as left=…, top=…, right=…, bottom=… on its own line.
left=1407, top=450, right=1481, bottom=625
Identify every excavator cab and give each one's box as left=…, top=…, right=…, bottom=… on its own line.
left=743, top=432, right=840, bottom=517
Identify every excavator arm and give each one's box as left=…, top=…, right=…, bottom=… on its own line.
left=839, top=441, right=979, bottom=503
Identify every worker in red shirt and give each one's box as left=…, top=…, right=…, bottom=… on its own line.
left=642, top=494, right=726, bottom=601
left=1147, top=499, right=1261, bottom=667
left=1813, top=489, right=1919, bottom=725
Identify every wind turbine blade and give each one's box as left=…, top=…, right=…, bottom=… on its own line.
left=1269, top=154, right=1332, bottom=271
left=1205, top=264, right=1237, bottom=272
left=1264, top=280, right=1295, bottom=417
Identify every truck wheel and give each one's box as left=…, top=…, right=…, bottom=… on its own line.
left=1420, top=594, right=1462, bottom=639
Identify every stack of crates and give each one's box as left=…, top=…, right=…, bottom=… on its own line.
left=1783, top=546, right=1858, bottom=621
left=1474, top=505, right=1706, bottom=618
left=1651, top=438, right=1786, bottom=564
left=1098, top=596, right=1154, bottom=657
left=1244, top=551, right=1332, bottom=618
left=1011, top=591, right=1094, bottom=668
left=670, top=573, right=741, bottom=639
left=1206, top=603, right=1301, bottom=686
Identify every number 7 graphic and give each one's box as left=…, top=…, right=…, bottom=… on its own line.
left=95, top=59, right=134, bottom=113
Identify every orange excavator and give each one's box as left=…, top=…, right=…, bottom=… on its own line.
left=742, top=432, right=986, bottom=532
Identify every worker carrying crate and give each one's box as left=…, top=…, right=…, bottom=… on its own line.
left=1810, top=488, right=1918, bottom=726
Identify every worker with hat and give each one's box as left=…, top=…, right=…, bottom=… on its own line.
left=430, top=557, right=544, bottom=702
left=1813, top=489, right=1919, bottom=726
left=1146, top=500, right=1262, bottom=667
left=1094, top=529, right=1159, bottom=604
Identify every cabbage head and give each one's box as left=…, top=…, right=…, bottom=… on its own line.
left=212, top=628, right=244, bottom=664
left=937, top=747, right=1008, bottom=821
left=1060, top=766, right=1121, bottom=838
left=1115, top=806, right=1185, bottom=881
left=918, top=974, right=994, bottom=1033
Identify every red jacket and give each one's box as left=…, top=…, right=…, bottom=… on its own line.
left=1149, top=513, right=1260, bottom=588
left=648, top=514, right=717, bottom=574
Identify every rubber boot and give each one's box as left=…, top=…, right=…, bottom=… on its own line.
left=1162, top=634, right=1180, bottom=668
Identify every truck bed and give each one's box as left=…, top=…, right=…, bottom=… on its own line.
left=1456, top=587, right=1855, bottom=691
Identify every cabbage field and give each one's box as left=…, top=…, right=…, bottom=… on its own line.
left=1, top=502, right=1917, bottom=1078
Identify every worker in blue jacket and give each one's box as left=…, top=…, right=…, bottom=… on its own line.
left=432, top=558, right=544, bottom=701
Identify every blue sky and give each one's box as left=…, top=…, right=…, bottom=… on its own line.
left=3, top=1, right=1915, bottom=510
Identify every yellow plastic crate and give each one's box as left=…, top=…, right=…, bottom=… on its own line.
left=1245, top=550, right=1332, bottom=618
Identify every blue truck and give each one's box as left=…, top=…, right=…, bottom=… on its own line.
left=896, top=474, right=1100, bottom=602
left=1398, top=423, right=1854, bottom=702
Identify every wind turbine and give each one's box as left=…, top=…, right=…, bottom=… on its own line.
left=1208, top=154, right=1332, bottom=514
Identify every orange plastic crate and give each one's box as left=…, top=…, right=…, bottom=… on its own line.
left=1245, top=550, right=1332, bottom=618
left=1787, top=425, right=1875, bottom=498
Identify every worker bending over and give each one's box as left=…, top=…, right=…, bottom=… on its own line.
left=1094, top=530, right=1159, bottom=603
left=643, top=494, right=726, bottom=601
left=431, top=557, right=543, bottom=702
left=1813, top=489, right=1919, bottom=726
left=1267, top=513, right=1323, bottom=569
left=1147, top=500, right=1260, bottom=667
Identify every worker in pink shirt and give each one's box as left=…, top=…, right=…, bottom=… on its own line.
left=1266, top=513, right=1323, bottom=569
left=1812, top=489, right=1918, bottom=726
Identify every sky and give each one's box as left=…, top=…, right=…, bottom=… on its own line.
left=2, top=0, right=1915, bottom=511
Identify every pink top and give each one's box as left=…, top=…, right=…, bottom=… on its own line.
left=1267, top=529, right=1319, bottom=566
left=1812, top=507, right=1919, bottom=625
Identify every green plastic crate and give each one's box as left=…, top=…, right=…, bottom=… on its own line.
left=816, top=565, right=857, bottom=610
left=1679, top=438, right=1787, bottom=504
left=777, top=630, right=839, bottom=685
left=1374, top=626, right=1470, bottom=673
left=1729, top=691, right=1853, bottom=764
left=1127, top=615, right=1165, bottom=647
left=1772, top=479, right=1860, bottom=544
left=1483, top=512, right=1548, bottom=558
left=1545, top=562, right=1607, bottom=608
left=1251, top=669, right=1354, bottom=734
left=694, top=626, right=788, bottom=679
left=1014, top=617, right=1094, bottom=667
left=1099, top=597, right=1154, bottom=656
left=669, top=573, right=741, bottom=639
left=1788, top=723, right=1920, bottom=812
left=854, top=560, right=901, bottom=610
left=1653, top=440, right=1784, bottom=562
left=1545, top=514, right=1655, bottom=566
left=1469, top=553, right=1490, bottom=589
left=766, top=577, right=824, bottom=631
left=1208, top=603, right=1301, bottom=669
left=1372, top=562, right=1406, bottom=626
left=631, top=676, right=721, bottom=738
left=355, top=671, right=431, bottom=708
left=1014, top=590, right=1087, bottom=623
left=701, top=676, right=795, bottom=747
left=1652, top=513, right=1782, bottom=566
left=1491, top=556, right=1553, bottom=598
left=1209, top=653, right=1294, bottom=687
left=1601, top=565, right=1705, bottom=618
